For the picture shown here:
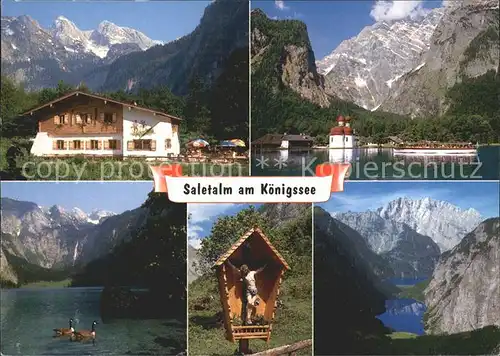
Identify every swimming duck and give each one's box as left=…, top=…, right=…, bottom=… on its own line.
left=71, top=321, right=98, bottom=342
left=53, top=318, right=74, bottom=336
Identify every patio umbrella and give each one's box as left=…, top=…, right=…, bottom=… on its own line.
left=229, top=139, right=246, bottom=147
left=189, top=139, right=209, bottom=148
left=219, top=140, right=237, bottom=147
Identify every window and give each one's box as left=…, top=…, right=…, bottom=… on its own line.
left=75, top=114, right=82, bottom=124
left=56, top=140, right=64, bottom=150
left=129, top=139, right=155, bottom=151
left=165, top=139, right=172, bottom=149
left=58, top=115, right=66, bottom=125
left=134, top=139, right=151, bottom=150
left=109, top=140, right=118, bottom=150
left=90, top=140, right=99, bottom=150
left=172, top=125, right=178, bottom=134
left=104, top=113, right=114, bottom=124
left=73, top=140, right=82, bottom=150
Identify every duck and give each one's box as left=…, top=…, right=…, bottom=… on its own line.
left=71, top=320, right=98, bottom=342
left=53, top=318, right=74, bottom=336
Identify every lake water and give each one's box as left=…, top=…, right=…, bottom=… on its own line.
left=377, top=298, right=427, bottom=335
left=1, top=288, right=185, bottom=355
left=251, top=146, right=500, bottom=179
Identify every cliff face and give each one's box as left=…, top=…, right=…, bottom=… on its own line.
left=380, top=0, right=499, bottom=117
left=250, top=9, right=331, bottom=108
left=424, top=217, right=500, bottom=334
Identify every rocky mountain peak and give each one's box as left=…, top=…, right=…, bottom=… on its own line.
left=317, top=7, right=444, bottom=110
left=377, top=197, right=483, bottom=251
left=1, top=14, right=161, bottom=88
left=378, top=0, right=499, bottom=117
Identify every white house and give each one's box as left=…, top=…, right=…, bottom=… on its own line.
left=26, top=91, right=181, bottom=158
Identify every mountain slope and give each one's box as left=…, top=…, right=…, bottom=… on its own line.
left=97, top=0, right=248, bottom=95
left=424, top=217, right=500, bottom=334
left=377, top=197, right=483, bottom=251
left=251, top=9, right=331, bottom=108
left=1, top=15, right=159, bottom=90
left=318, top=8, right=443, bottom=111
left=333, top=209, right=440, bottom=279
left=379, top=0, right=499, bottom=117
left=0, top=197, right=148, bottom=284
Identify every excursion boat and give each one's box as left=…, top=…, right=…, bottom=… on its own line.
left=392, top=142, right=478, bottom=156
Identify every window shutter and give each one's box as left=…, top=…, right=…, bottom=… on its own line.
left=112, top=113, right=117, bottom=123
left=100, top=112, right=105, bottom=121
left=53, top=140, right=58, bottom=149
left=151, top=140, right=156, bottom=151
left=98, top=140, right=102, bottom=150
left=85, top=141, right=88, bottom=150
left=104, top=140, right=110, bottom=149
left=127, top=141, right=133, bottom=151
left=53, top=116, right=58, bottom=124
left=63, top=141, right=67, bottom=149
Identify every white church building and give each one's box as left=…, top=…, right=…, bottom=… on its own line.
left=329, top=115, right=355, bottom=149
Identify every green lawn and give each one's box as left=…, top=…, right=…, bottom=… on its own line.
left=188, top=271, right=312, bottom=356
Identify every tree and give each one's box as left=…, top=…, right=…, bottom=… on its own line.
left=197, top=206, right=270, bottom=274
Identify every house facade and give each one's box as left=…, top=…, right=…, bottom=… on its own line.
left=27, top=91, right=181, bottom=158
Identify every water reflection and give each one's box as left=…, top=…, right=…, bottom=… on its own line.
left=251, top=146, right=499, bottom=179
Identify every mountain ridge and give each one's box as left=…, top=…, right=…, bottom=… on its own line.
left=0, top=196, right=145, bottom=285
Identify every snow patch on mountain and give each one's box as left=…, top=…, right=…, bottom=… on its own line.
left=377, top=197, right=483, bottom=251
left=317, top=8, right=444, bottom=110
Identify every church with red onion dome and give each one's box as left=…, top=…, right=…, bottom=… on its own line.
left=329, top=115, right=355, bottom=149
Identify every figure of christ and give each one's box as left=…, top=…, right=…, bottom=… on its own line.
left=226, top=259, right=267, bottom=324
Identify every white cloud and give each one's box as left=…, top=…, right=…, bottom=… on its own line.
left=275, top=0, right=289, bottom=11
left=370, top=0, right=430, bottom=22
left=187, top=203, right=235, bottom=248
left=188, top=203, right=235, bottom=224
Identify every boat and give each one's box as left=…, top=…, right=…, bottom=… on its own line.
left=392, top=142, right=477, bottom=156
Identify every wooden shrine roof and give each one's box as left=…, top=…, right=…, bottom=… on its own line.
left=213, top=226, right=290, bottom=270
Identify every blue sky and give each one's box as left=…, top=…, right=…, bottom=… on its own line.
left=252, top=0, right=444, bottom=59
left=1, top=182, right=153, bottom=214
left=319, top=182, right=500, bottom=218
left=2, top=0, right=211, bottom=42
left=188, top=203, right=262, bottom=249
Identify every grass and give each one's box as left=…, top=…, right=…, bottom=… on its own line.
left=20, top=279, right=72, bottom=288
left=398, top=279, right=430, bottom=303
left=381, top=325, right=500, bottom=354
left=389, top=332, right=418, bottom=339
left=188, top=271, right=312, bottom=356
